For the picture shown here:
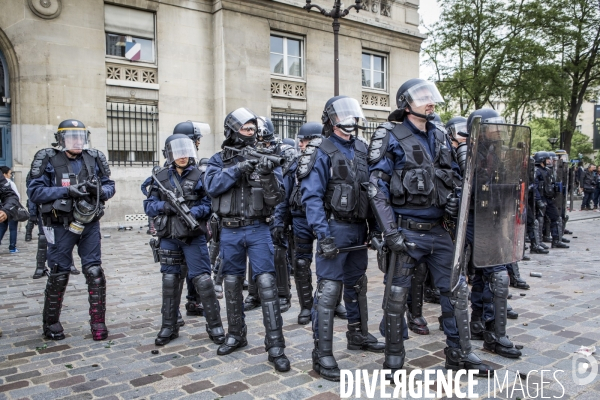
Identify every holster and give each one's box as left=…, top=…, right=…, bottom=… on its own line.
left=210, top=214, right=221, bottom=243
left=149, top=237, right=161, bottom=263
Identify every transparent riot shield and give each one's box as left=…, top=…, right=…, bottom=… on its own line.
left=472, top=124, right=531, bottom=268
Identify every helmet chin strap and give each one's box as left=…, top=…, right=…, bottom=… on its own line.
left=407, top=106, right=435, bottom=121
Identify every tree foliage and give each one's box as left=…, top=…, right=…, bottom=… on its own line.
left=423, top=0, right=600, bottom=155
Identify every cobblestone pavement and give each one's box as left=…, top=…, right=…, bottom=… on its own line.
left=0, top=215, right=599, bottom=400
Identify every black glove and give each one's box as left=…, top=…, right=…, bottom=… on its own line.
left=162, top=203, right=176, bottom=216
left=238, top=159, right=259, bottom=174
left=67, top=183, right=87, bottom=199
left=384, top=231, right=414, bottom=254
left=319, top=237, right=339, bottom=259
left=445, top=194, right=459, bottom=218
left=536, top=200, right=546, bottom=210
left=271, top=226, right=285, bottom=245
left=256, top=156, right=275, bottom=175
left=85, top=180, right=100, bottom=197
left=29, top=213, right=38, bottom=223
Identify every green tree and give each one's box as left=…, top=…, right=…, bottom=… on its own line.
left=529, top=117, right=594, bottom=160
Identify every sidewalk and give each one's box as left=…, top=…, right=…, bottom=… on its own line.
left=0, top=219, right=598, bottom=400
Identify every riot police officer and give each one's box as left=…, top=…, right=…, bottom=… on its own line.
left=205, top=108, right=290, bottom=372
left=144, top=134, right=224, bottom=347
left=464, top=109, right=522, bottom=359
left=367, top=80, right=493, bottom=377
left=27, top=119, right=115, bottom=341
left=298, top=97, right=384, bottom=381
left=534, top=152, right=569, bottom=249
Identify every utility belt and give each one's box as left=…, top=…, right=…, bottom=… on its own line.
left=221, top=217, right=266, bottom=228
left=398, top=216, right=440, bottom=231
left=327, top=212, right=364, bottom=224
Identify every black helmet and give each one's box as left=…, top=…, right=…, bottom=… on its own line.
left=55, top=119, right=89, bottom=152
left=257, top=116, right=275, bottom=143
left=297, top=122, right=323, bottom=140
left=173, top=121, right=210, bottom=146
left=388, top=78, right=444, bottom=122
left=165, top=134, right=197, bottom=167
left=198, top=157, right=209, bottom=173
left=224, top=108, right=258, bottom=146
left=321, top=96, right=366, bottom=137
left=466, top=108, right=505, bottom=133
left=279, top=144, right=297, bottom=166
left=446, top=116, right=468, bottom=138
left=533, top=151, right=550, bottom=165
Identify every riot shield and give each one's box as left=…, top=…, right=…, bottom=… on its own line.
left=450, top=117, right=480, bottom=293
left=472, top=123, right=531, bottom=268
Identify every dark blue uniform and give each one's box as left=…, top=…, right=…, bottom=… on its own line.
left=300, top=134, right=368, bottom=328
left=28, top=156, right=115, bottom=272
left=369, top=119, right=463, bottom=348
left=143, top=166, right=212, bottom=277
left=205, top=152, right=283, bottom=279
left=534, top=167, right=559, bottom=238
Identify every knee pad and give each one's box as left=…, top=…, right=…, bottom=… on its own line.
left=256, top=273, right=278, bottom=302
left=193, top=273, right=213, bottom=292
left=83, top=265, right=105, bottom=286
left=316, top=280, right=342, bottom=309
left=295, top=258, right=312, bottom=279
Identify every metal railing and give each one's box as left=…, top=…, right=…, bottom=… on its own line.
left=107, top=102, right=158, bottom=167
left=271, top=112, right=306, bottom=139
left=361, top=120, right=384, bottom=141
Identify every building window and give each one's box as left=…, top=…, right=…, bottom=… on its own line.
left=362, top=52, right=386, bottom=90
left=271, top=112, right=306, bottom=139
left=576, top=125, right=582, bottom=132
left=107, top=102, right=158, bottom=167
left=104, top=4, right=155, bottom=63
left=270, top=35, right=303, bottom=78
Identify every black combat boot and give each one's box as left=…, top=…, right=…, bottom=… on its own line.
left=156, top=274, right=181, bottom=346
left=552, top=239, right=569, bottom=248
left=483, top=321, right=521, bottom=358
left=407, top=310, right=430, bottom=335
left=445, top=347, right=494, bottom=377
left=294, top=258, right=313, bottom=325
left=506, top=303, right=518, bottom=319
left=217, top=275, right=248, bottom=355
left=42, top=266, right=69, bottom=340
left=346, top=322, right=385, bottom=352
left=193, top=274, right=225, bottom=345
left=256, top=274, right=290, bottom=372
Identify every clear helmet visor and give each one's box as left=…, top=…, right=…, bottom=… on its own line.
left=449, top=122, right=468, bottom=138
left=404, top=82, right=445, bottom=107
left=225, top=108, right=257, bottom=132
left=326, top=98, right=367, bottom=129
left=166, top=137, right=197, bottom=164
left=481, top=123, right=509, bottom=142
left=59, top=129, right=89, bottom=151
left=191, top=122, right=210, bottom=139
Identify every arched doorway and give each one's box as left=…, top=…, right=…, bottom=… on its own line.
left=0, top=49, right=11, bottom=167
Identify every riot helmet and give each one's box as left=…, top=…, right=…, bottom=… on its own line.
left=446, top=116, right=468, bottom=139
left=388, top=78, right=444, bottom=122
left=282, top=138, right=295, bottom=147
left=165, top=134, right=197, bottom=167
left=555, top=149, right=569, bottom=162
left=321, top=96, right=367, bottom=137
left=224, top=108, right=258, bottom=147
left=257, top=116, right=276, bottom=143
left=297, top=122, right=323, bottom=151
left=55, top=119, right=89, bottom=154
left=279, top=144, right=297, bottom=167
left=173, top=121, right=210, bottom=150
left=466, top=108, right=505, bottom=133
left=533, top=151, right=550, bottom=166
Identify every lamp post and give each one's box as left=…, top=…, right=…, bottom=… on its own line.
left=304, top=0, right=363, bottom=96
left=548, top=137, right=559, bottom=150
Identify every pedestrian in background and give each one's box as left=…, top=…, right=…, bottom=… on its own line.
left=0, top=166, right=20, bottom=253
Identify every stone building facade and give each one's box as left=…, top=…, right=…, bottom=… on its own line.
left=0, top=0, right=424, bottom=224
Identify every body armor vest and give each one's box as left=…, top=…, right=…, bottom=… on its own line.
left=388, top=123, right=457, bottom=209
left=320, top=138, right=370, bottom=221
left=536, top=167, right=555, bottom=199
left=39, top=151, right=101, bottom=227
left=211, top=151, right=273, bottom=220
left=153, top=167, right=205, bottom=240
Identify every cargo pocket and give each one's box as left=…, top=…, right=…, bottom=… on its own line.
left=154, top=215, right=169, bottom=238
left=330, top=184, right=355, bottom=215
left=251, top=187, right=264, bottom=211
left=390, top=170, right=406, bottom=206
left=403, top=169, right=433, bottom=206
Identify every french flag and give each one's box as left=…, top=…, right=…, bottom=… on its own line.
left=125, top=42, right=141, bottom=61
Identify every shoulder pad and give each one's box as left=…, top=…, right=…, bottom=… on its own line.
left=29, top=148, right=57, bottom=179
left=381, top=121, right=396, bottom=130
left=355, top=138, right=368, bottom=154
left=296, top=139, right=322, bottom=179
left=368, top=128, right=390, bottom=165
left=85, top=149, right=111, bottom=177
